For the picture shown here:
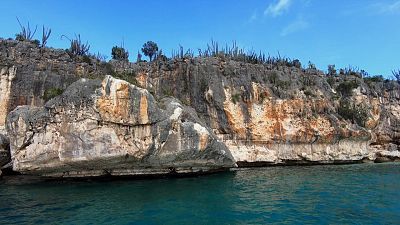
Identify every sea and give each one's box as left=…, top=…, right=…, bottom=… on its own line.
left=0, top=163, right=399, bottom=224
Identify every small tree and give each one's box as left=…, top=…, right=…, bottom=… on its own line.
left=111, top=46, right=129, bottom=61
left=141, top=41, right=158, bottom=61
left=308, top=61, right=316, bottom=70
left=292, top=59, right=301, bottom=68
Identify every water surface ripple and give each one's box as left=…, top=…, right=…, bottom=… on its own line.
left=1, top=163, right=399, bottom=224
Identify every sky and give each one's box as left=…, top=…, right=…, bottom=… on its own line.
left=0, top=0, right=399, bottom=77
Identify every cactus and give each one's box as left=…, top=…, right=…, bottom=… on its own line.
left=41, top=26, right=51, bottom=48
left=15, top=17, right=37, bottom=41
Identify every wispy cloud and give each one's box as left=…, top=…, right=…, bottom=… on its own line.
left=264, top=0, right=292, bottom=17
left=280, top=16, right=309, bottom=36
left=372, top=1, right=400, bottom=14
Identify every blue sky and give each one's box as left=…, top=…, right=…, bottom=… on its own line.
left=1, top=0, right=399, bottom=77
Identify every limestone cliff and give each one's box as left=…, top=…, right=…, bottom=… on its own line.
left=0, top=39, right=110, bottom=130
left=128, top=58, right=400, bottom=164
left=1, top=39, right=400, bottom=175
left=6, top=76, right=235, bottom=177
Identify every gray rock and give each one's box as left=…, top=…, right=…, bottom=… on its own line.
left=0, top=134, right=10, bottom=167
left=6, top=76, right=236, bottom=177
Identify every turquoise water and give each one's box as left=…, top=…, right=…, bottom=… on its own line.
left=1, top=163, right=400, bottom=225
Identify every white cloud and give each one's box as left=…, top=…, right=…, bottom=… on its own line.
left=264, top=0, right=292, bottom=17
left=280, top=17, right=309, bottom=36
left=373, top=1, right=400, bottom=14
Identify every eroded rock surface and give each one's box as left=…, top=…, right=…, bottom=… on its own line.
left=1, top=40, right=400, bottom=171
left=0, top=134, right=10, bottom=168
left=128, top=58, right=400, bottom=164
left=6, top=76, right=235, bottom=177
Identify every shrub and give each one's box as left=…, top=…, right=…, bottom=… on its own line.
left=276, top=80, right=291, bottom=90
left=292, top=59, right=302, bottom=68
left=81, top=55, right=92, bottom=64
left=231, top=93, right=241, bottom=104
left=111, top=46, right=129, bottom=61
left=327, top=65, right=336, bottom=76
left=304, top=89, right=314, bottom=97
left=340, top=66, right=361, bottom=77
left=268, top=72, right=279, bottom=84
left=300, top=75, right=316, bottom=87
left=336, top=80, right=358, bottom=97
left=99, top=62, right=113, bottom=74
left=43, top=88, right=63, bottom=101
left=162, top=87, right=174, bottom=97
left=113, top=71, right=137, bottom=85
left=141, top=41, right=158, bottom=61
left=360, top=69, right=369, bottom=77
left=364, top=75, right=384, bottom=84
left=338, top=99, right=369, bottom=127
left=327, top=76, right=335, bottom=87
left=31, top=39, right=40, bottom=46
left=308, top=61, right=316, bottom=70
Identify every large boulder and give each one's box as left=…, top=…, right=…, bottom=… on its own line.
left=6, top=75, right=236, bottom=177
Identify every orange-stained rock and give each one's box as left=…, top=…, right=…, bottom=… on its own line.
left=97, top=79, right=131, bottom=124
left=139, top=94, right=149, bottom=124
left=136, top=72, right=148, bottom=88
left=223, top=88, right=247, bottom=139
left=0, top=66, right=16, bottom=127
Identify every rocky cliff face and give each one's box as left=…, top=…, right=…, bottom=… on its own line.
left=6, top=76, right=235, bottom=177
left=1, top=40, right=400, bottom=177
left=0, top=39, right=109, bottom=130
left=128, top=57, right=400, bottom=164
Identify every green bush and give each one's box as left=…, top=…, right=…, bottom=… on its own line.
left=111, top=46, right=129, bottom=61
left=113, top=71, right=137, bottom=85
left=292, top=59, right=301, bottom=68
left=43, top=88, right=63, bottom=101
left=336, top=80, right=358, bottom=96
left=327, top=76, right=335, bottom=87
left=81, top=55, right=92, bottom=64
left=268, top=72, right=278, bottom=84
left=276, top=80, right=291, bottom=90
left=231, top=93, right=241, bottom=104
left=338, top=99, right=369, bottom=127
left=327, top=65, right=336, bottom=76
left=304, top=89, right=314, bottom=97
left=364, top=75, right=384, bottom=83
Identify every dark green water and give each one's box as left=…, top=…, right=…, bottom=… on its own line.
left=1, top=163, right=400, bottom=225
